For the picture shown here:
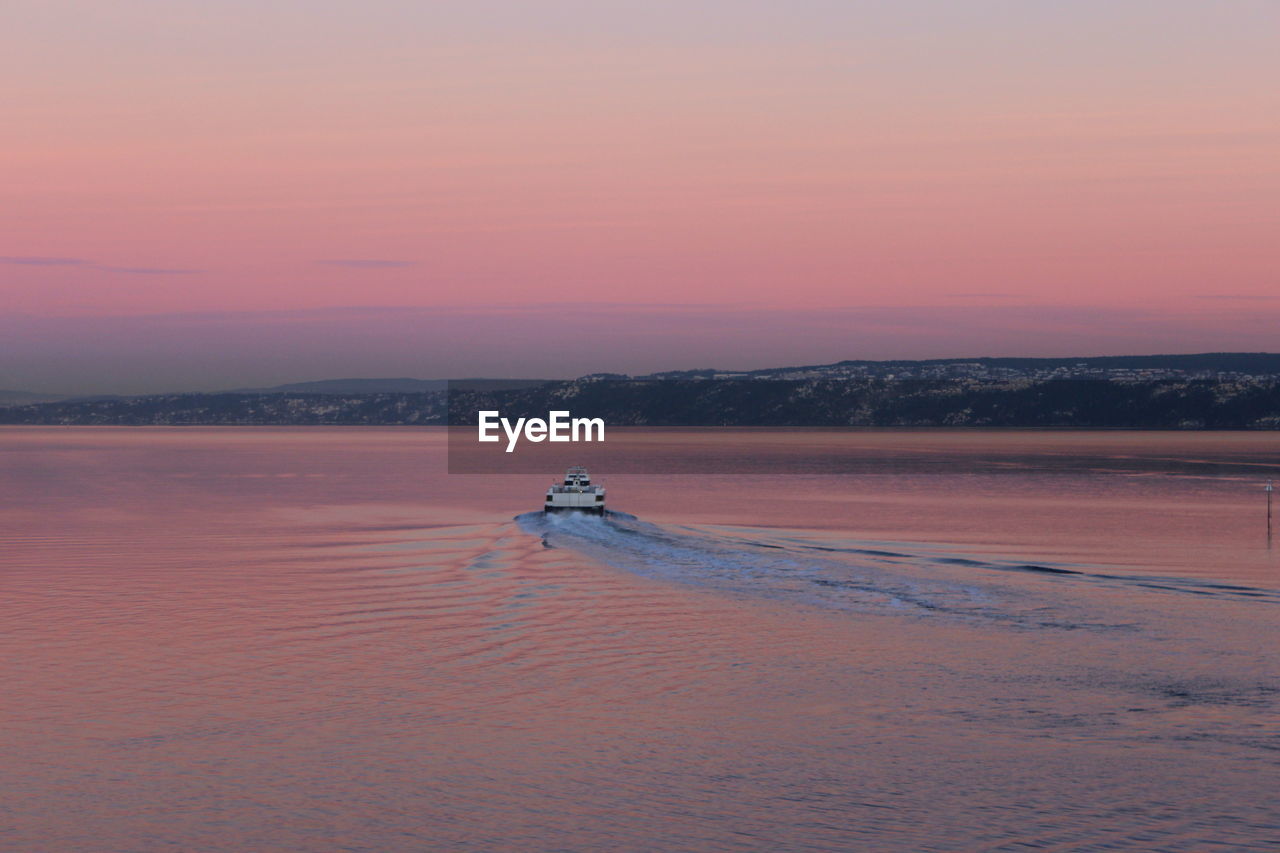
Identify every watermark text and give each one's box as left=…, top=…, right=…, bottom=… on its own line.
left=478, top=410, right=605, bottom=452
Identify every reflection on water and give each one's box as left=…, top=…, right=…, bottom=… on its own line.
left=1, top=427, right=1277, bottom=851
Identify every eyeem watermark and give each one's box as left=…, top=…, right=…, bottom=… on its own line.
left=478, top=410, right=605, bottom=452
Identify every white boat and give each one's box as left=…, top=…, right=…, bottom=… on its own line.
left=544, top=466, right=606, bottom=514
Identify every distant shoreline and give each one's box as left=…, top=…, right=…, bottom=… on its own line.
left=5, top=377, right=1280, bottom=429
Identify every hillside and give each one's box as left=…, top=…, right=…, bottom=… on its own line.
left=6, top=378, right=1280, bottom=428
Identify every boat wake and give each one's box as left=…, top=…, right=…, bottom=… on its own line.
left=515, top=510, right=1280, bottom=629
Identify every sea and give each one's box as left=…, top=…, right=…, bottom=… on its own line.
left=2, top=427, right=1277, bottom=851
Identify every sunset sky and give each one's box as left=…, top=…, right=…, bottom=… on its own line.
left=3, top=1, right=1278, bottom=394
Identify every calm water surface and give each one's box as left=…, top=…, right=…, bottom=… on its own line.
left=2, top=428, right=1278, bottom=851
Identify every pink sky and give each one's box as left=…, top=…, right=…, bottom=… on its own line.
left=2, top=1, right=1278, bottom=393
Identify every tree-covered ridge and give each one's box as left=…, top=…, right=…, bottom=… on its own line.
left=0, top=392, right=447, bottom=426
left=449, top=379, right=1280, bottom=429
left=5, top=379, right=1280, bottom=428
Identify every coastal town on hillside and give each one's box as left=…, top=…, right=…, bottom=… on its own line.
left=592, top=354, right=1280, bottom=384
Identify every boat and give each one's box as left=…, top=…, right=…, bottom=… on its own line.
left=544, top=466, right=606, bottom=514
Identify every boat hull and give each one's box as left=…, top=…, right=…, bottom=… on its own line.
left=543, top=505, right=605, bottom=515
